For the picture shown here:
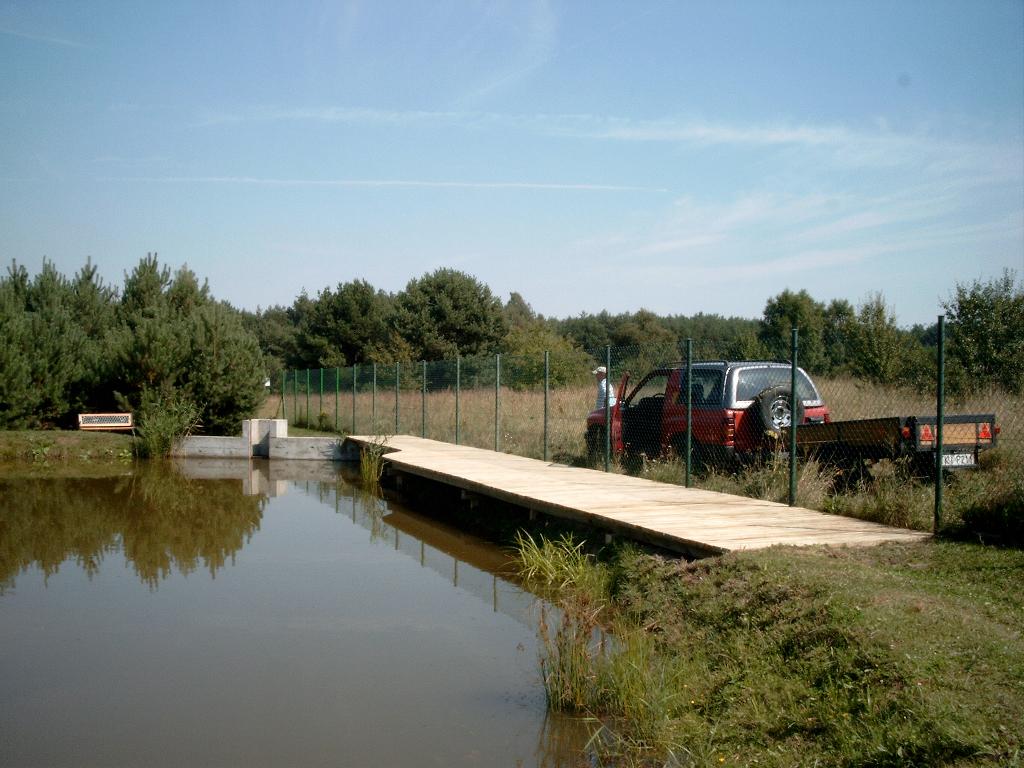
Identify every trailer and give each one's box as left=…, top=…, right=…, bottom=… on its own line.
left=788, top=413, right=999, bottom=476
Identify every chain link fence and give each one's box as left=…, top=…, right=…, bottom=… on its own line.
left=274, top=334, right=1022, bottom=537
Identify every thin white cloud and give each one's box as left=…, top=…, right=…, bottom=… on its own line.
left=194, top=106, right=464, bottom=127
left=627, top=243, right=893, bottom=288
left=632, top=234, right=723, bottom=255
left=456, top=0, right=558, bottom=103
left=191, top=105, right=1017, bottom=181
left=587, top=119, right=852, bottom=147
left=99, top=175, right=666, bottom=192
left=0, top=26, right=87, bottom=49
left=572, top=167, right=1022, bottom=282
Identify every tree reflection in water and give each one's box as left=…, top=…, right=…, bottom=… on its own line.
left=0, top=463, right=265, bottom=591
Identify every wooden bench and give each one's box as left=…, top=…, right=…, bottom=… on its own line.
left=78, top=413, right=134, bottom=432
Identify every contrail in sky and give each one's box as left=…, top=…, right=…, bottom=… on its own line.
left=100, top=176, right=667, bottom=192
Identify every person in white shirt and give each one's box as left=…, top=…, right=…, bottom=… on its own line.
left=592, top=366, right=616, bottom=410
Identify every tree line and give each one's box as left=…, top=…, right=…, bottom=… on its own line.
left=247, top=268, right=1022, bottom=395
left=2, top=255, right=1020, bottom=431
left=1, top=255, right=264, bottom=431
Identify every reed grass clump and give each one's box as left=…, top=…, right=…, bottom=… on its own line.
left=135, top=389, right=201, bottom=458
left=516, top=534, right=697, bottom=764
left=358, top=436, right=390, bottom=489
left=515, top=532, right=608, bottom=595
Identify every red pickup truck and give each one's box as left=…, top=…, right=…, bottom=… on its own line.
left=585, top=360, right=830, bottom=468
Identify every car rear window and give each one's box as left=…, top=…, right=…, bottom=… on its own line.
left=675, top=369, right=725, bottom=406
left=735, top=368, right=819, bottom=402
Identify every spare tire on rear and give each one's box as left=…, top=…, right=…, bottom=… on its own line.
left=754, top=386, right=804, bottom=437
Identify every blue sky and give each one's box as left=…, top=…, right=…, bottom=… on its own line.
left=2, top=0, right=1022, bottom=327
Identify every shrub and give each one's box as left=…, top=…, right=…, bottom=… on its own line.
left=135, top=388, right=201, bottom=458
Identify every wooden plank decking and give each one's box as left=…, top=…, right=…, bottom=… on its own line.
left=346, top=435, right=929, bottom=557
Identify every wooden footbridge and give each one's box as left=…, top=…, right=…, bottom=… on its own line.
left=344, top=435, right=929, bottom=558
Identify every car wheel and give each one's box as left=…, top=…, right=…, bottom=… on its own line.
left=754, top=386, right=804, bottom=437
left=585, top=425, right=605, bottom=462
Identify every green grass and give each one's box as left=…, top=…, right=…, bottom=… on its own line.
left=0, top=429, right=136, bottom=464
left=515, top=535, right=1024, bottom=767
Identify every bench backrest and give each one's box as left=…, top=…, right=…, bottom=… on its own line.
left=78, top=413, right=134, bottom=431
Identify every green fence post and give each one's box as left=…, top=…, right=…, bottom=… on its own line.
left=334, top=368, right=340, bottom=432
left=789, top=328, right=799, bottom=506
left=495, top=353, right=501, bottom=452
left=543, top=350, right=550, bottom=463
left=305, top=369, right=311, bottom=428
left=352, top=365, right=358, bottom=435
left=395, top=362, right=401, bottom=434
left=319, top=368, right=324, bottom=426
left=686, top=338, right=693, bottom=488
left=371, top=363, right=377, bottom=434
left=604, top=345, right=611, bottom=472
left=281, top=373, right=287, bottom=422
left=293, top=370, right=298, bottom=427
left=455, top=356, right=461, bottom=445
left=935, top=315, right=945, bottom=531
left=421, top=360, right=427, bottom=438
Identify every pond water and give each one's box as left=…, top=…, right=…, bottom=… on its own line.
left=0, top=460, right=589, bottom=767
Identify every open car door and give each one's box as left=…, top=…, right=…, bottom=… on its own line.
left=610, top=372, right=630, bottom=453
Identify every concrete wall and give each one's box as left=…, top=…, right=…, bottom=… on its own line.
left=172, top=420, right=359, bottom=464
left=171, top=435, right=250, bottom=459
left=268, top=436, right=347, bottom=461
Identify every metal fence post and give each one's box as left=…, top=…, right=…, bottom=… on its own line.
left=935, top=315, right=945, bottom=531
left=352, top=365, right=358, bottom=435
left=334, top=368, right=339, bottom=432
left=543, top=351, right=550, bottom=462
left=319, top=368, right=324, bottom=426
left=293, top=370, right=298, bottom=427
left=789, top=328, right=799, bottom=506
left=686, top=338, right=693, bottom=487
left=305, top=369, right=310, bottom=428
left=455, top=356, right=461, bottom=445
left=604, top=345, right=611, bottom=472
left=395, top=362, right=401, bottom=434
left=421, top=360, right=427, bottom=438
left=371, top=363, right=377, bottom=434
left=281, top=372, right=287, bottom=422
left=495, top=353, right=501, bottom=452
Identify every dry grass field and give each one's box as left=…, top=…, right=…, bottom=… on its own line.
left=259, top=375, right=1021, bottom=535
left=263, top=374, right=1021, bottom=462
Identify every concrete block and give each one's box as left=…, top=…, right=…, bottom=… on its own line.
left=171, top=436, right=250, bottom=459
left=268, top=436, right=346, bottom=461
left=243, top=419, right=288, bottom=457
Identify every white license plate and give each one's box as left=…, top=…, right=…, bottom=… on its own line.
left=942, top=452, right=976, bottom=468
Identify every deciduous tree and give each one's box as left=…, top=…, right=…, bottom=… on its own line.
left=943, top=270, right=1024, bottom=394
left=758, top=289, right=827, bottom=372
left=394, top=269, right=508, bottom=360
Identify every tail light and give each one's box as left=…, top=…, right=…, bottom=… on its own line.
left=723, top=412, right=736, bottom=445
